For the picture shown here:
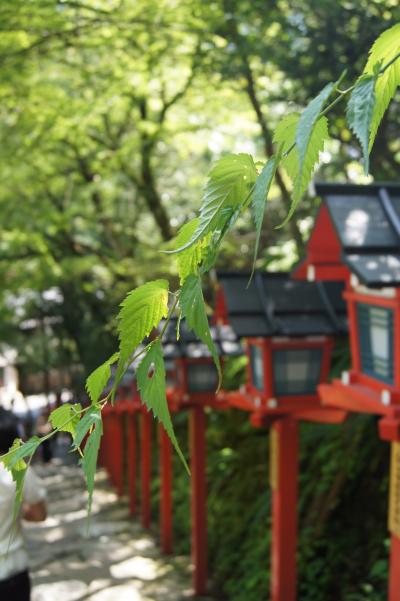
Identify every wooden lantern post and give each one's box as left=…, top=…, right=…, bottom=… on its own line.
left=294, top=182, right=400, bottom=601
left=159, top=422, right=173, bottom=554
left=160, top=321, right=238, bottom=595
left=216, top=271, right=347, bottom=601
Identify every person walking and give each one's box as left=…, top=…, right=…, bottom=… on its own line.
left=0, top=408, right=47, bottom=601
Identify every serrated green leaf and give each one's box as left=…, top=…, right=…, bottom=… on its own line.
left=347, top=74, right=377, bottom=174
left=170, top=154, right=257, bottom=253
left=363, top=23, right=400, bottom=149
left=137, top=340, right=189, bottom=473
left=274, top=112, right=330, bottom=226
left=2, top=437, right=41, bottom=471
left=73, top=406, right=102, bottom=449
left=113, top=280, right=169, bottom=395
left=250, top=155, right=279, bottom=277
left=174, top=219, right=210, bottom=284
left=179, top=274, right=222, bottom=389
left=86, top=352, right=119, bottom=404
left=80, top=410, right=103, bottom=521
left=1, top=437, right=41, bottom=522
left=49, top=403, right=82, bottom=436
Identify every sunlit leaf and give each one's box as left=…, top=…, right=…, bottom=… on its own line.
left=179, top=274, right=221, bottom=388
left=347, top=74, right=377, bottom=174
left=136, top=340, right=189, bottom=473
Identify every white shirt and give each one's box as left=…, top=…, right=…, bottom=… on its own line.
left=0, top=464, right=46, bottom=580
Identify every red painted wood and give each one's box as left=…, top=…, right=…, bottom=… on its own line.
left=159, top=424, right=173, bottom=554
left=190, top=406, right=208, bottom=596
left=394, top=309, right=400, bottom=390
left=292, top=203, right=349, bottom=282
left=389, top=535, right=400, bottom=601
left=141, top=411, right=152, bottom=529
left=112, top=412, right=125, bottom=497
left=127, top=413, right=137, bottom=516
left=271, top=418, right=298, bottom=601
left=319, top=381, right=394, bottom=416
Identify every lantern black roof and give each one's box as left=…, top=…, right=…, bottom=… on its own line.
left=316, top=182, right=400, bottom=288
left=216, top=271, right=347, bottom=338
left=160, top=317, right=243, bottom=360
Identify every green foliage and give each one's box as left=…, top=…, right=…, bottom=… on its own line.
left=1, top=437, right=41, bottom=521
left=251, top=155, right=280, bottom=275
left=136, top=339, right=189, bottom=472
left=347, top=74, right=377, bottom=174
left=86, top=353, right=119, bottom=404
left=278, top=83, right=333, bottom=226
left=80, top=407, right=103, bottom=518
left=72, top=406, right=102, bottom=450
left=363, top=23, right=400, bottom=149
left=179, top=274, right=222, bottom=387
left=114, top=280, right=169, bottom=391
left=173, top=219, right=210, bottom=284
left=274, top=114, right=330, bottom=217
left=173, top=153, right=257, bottom=252
left=49, top=403, right=83, bottom=437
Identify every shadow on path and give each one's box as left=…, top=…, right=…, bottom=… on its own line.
left=27, top=437, right=214, bottom=601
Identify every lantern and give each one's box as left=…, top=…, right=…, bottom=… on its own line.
left=214, top=270, right=347, bottom=601
left=294, top=182, right=400, bottom=601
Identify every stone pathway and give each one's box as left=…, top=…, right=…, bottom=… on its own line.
left=26, top=439, right=213, bottom=601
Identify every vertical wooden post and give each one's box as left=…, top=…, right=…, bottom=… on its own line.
left=141, top=410, right=152, bottom=529
left=110, top=412, right=124, bottom=497
left=190, top=405, right=208, bottom=596
left=389, top=535, right=400, bottom=601
left=127, top=412, right=137, bottom=516
left=270, top=417, right=299, bottom=601
left=159, top=424, right=173, bottom=554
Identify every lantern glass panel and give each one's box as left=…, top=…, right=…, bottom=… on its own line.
left=357, top=304, right=394, bottom=383
left=187, top=363, right=218, bottom=393
left=272, top=348, right=322, bottom=396
left=249, top=345, right=264, bottom=391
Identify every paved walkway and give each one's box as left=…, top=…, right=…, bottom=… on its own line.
left=26, top=439, right=211, bottom=601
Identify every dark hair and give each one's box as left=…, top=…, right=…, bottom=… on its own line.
left=0, top=408, right=19, bottom=454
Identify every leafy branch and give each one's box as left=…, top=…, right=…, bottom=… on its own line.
left=1, top=22, right=399, bottom=518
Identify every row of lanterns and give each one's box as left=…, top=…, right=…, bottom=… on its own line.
left=99, top=182, right=400, bottom=601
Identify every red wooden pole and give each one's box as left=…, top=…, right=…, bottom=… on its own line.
left=127, top=412, right=137, bottom=516
left=141, top=411, right=152, bottom=529
left=270, top=417, right=299, bottom=601
left=389, top=535, right=400, bottom=601
left=190, top=405, right=208, bottom=596
left=159, top=424, right=173, bottom=554
left=110, top=412, right=124, bottom=497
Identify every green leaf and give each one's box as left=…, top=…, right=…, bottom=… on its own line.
left=2, top=437, right=41, bottom=471
left=86, top=352, right=119, bottom=404
left=1, top=437, right=41, bottom=522
left=73, top=406, right=102, bottom=449
left=363, top=23, right=400, bottom=149
left=171, top=154, right=257, bottom=253
left=49, top=403, right=82, bottom=436
left=173, top=219, right=210, bottom=284
left=179, top=274, right=222, bottom=388
left=274, top=112, right=330, bottom=226
left=250, top=155, right=279, bottom=277
left=114, top=280, right=169, bottom=395
left=80, top=410, right=103, bottom=520
left=346, top=74, right=377, bottom=175
left=137, top=340, right=189, bottom=473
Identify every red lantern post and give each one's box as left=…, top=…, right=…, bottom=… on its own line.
left=215, top=271, right=347, bottom=601
left=161, top=320, right=237, bottom=595
left=295, top=182, right=400, bottom=601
